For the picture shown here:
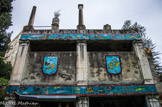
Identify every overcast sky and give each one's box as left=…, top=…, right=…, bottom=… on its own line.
left=8, top=0, right=162, bottom=63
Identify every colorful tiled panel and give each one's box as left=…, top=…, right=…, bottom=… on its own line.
left=106, top=56, right=121, bottom=75
left=43, top=56, right=58, bottom=75
left=6, top=84, right=156, bottom=96
left=20, top=33, right=141, bottom=40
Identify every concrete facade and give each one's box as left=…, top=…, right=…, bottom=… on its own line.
left=76, top=42, right=88, bottom=85
left=9, top=41, right=29, bottom=85
left=133, top=41, right=154, bottom=84
left=88, top=51, right=142, bottom=84
left=5, top=5, right=161, bottom=107
left=22, top=52, right=76, bottom=84
left=4, top=32, right=21, bottom=66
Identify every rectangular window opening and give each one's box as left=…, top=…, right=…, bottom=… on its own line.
left=30, top=40, right=76, bottom=52
left=87, top=41, right=133, bottom=52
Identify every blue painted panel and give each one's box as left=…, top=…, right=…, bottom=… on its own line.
left=106, top=56, right=121, bottom=75
left=43, top=56, right=58, bottom=75
left=20, top=34, right=141, bottom=40
left=6, top=85, right=156, bottom=95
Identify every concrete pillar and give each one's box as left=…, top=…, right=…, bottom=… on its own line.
left=76, top=42, right=88, bottom=85
left=78, top=4, right=84, bottom=26
left=147, top=95, right=161, bottom=107
left=76, top=97, right=89, bottom=107
left=133, top=41, right=154, bottom=84
left=23, top=6, right=36, bottom=31
left=9, top=41, right=29, bottom=85
left=77, top=4, right=86, bottom=30
left=28, top=6, right=36, bottom=26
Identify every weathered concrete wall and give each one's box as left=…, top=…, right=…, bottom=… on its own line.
left=88, top=52, right=143, bottom=84
left=133, top=42, right=154, bottom=84
left=21, top=50, right=143, bottom=85
left=21, top=52, right=76, bottom=85
left=10, top=42, right=29, bottom=85
left=76, top=43, right=88, bottom=85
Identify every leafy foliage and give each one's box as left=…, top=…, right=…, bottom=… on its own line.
left=0, top=0, right=13, bottom=56
left=0, top=57, right=12, bottom=79
left=0, top=77, right=9, bottom=86
left=54, top=10, right=61, bottom=18
left=122, top=20, right=146, bottom=36
left=0, top=0, right=13, bottom=102
left=0, top=0, right=13, bottom=80
left=122, top=20, right=162, bottom=80
left=0, top=32, right=11, bottom=56
left=0, top=77, right=8, bottom=102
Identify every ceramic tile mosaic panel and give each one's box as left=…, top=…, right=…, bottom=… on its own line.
left=106, top=56, right=122, bottom=75
left=7, top=84, right=156, bottom=96
left=20, top=33, right=141, bottom=40
left=43, top=56, right=58, bottom=75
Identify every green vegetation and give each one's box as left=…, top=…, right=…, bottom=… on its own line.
left=0, top=77, right=9, bottom=86
left=0, top=0, right=13, bottom=79
left=0, top=0, right=13, bottom=101
left=0, top=57, right=12, bottom=80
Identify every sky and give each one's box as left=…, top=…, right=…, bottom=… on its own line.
left=8, top=0, right=162, bottom=63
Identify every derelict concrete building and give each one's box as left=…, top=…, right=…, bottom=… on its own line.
left=6, top=5, right=161, bottom=107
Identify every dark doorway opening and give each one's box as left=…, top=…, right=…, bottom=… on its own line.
left=39, top=102, right=76, bottom=107
left=89, top=95, right=147, bottom=107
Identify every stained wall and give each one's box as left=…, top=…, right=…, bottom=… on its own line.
left=21, top=52, right=76, bottom=84
left=88, top=52, right=143, bottom=84
left=21, top=44, right=143, bottom=85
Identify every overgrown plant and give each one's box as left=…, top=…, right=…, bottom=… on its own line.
left=0, top=0, right=13, bottom=78
left=0, top=0, right=13, bottom=101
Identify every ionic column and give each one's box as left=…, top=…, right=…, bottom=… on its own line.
left=76, top=42, right=88, bottom=85
left=133, top=41, right=154, bottom=84
left=9, top=41, right=29, bottom=85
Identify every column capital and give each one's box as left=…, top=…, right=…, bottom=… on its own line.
left=78, top=4, right=83, bottom=9
left=19, top=40, right=30, bottom=45
left=133, top=40, right=143, bottom=46
left=147, top=95, right=159, bottom=99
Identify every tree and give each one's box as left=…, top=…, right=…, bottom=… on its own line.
left=0, top=0, right=13, bottom=56
left=0, top=0, right=13, bottom=102
left=0, top=0, right=13, bottom=80
left=122, top=20, right=162, bottom=80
